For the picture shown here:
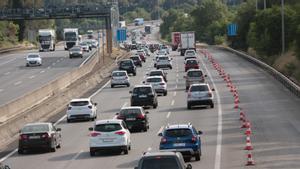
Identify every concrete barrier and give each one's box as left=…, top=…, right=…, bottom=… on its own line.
left=216, top=46, right=300, bottom=98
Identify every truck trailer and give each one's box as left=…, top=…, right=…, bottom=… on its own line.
left=179, top=31, right=196, bottom=56
left=171, top=32, right=181, bottom=51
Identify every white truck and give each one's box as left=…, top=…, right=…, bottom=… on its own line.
left=38, top=29, right=56, bottom=52
left=63, top=28, right=79, bottom=50
left=179, top=31, right=196, bottom=56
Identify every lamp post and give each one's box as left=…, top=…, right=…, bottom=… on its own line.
left=281, top=0, right=285, bottom=55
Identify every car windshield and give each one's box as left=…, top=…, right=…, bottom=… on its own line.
left=147, top=78, right=162, bottom=83
left=112, top=72, right=126, bottom=77
left=120, top=61, right=132, bottom=66
left=149, top=71, right=163, bottom=76
left=28, top=55, right=39, bottom=58
left=186, top=60, right=198, bottom=64
left=187, top=71, right=203, bottom=77
left=70, top=101, right=89, bottom=106
left=165, top=129, right=192, bottom=137
left=119, top=108, right=141, bottom=117
left=94, top=123, right=122, bottom=132
left=141, top=157, right=179, bottom=169
left=158, top=57, right=168, bottom=61
left=190, top=85, right=209, bottom=92
left=22, top=124, right=49, bottom=133
left=70, top=47, right=81, bottom=51
left=133, top=87, right=152, bottom=94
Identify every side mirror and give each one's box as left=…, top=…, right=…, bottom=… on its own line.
left=129, top=91, right=132, bottom=94
left=158, top=133, right=163, bottom=136
left=186, top=164, right=192, bottom=169
left=145, top=111, right=149, bottom=114
left=88, top=127, right=93, bottom=131
left=94, top=103, right=98, bottom=106
left=211, top=88, right=215, bottom=91
left=204, top=74, right=208, bottom=77
left=56, top=128, right=62, bottom=131
left=146, top=73, right=149, bottom=76
left=116, top=112, right=119, bottom=115
left=142, top=81, right=145, bottom=84
left=198, top=130, right=203, bottom=135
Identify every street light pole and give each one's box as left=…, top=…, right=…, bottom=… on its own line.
left=256, top=0, right=258, bottom=10
left=281, top=0, right=285, bottom=55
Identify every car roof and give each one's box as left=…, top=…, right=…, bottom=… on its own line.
left=146, top=76, right=163, bottom=79
left=186, top=58, right=198, bottom=61
left=143, top=151, right=179, bottom=157
left=121, top=106, right=143, bottom=110
left=133, top=84, right=152, bottom=88
left=27, top=53, right=40, bottom=56
left=95, top=119, right=123, bottom=125
left=70, top=98, right=91, bottom=102
left=112, top=70, right=127, bottom=73
left=166, top=124, right=193, bottom=129
left=187, top=69, right=202, bottom=72
left=24, top=122, right=51, bottom=127
left=190, top=83, right=209, bottom=87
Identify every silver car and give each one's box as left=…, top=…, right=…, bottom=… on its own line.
left=143, top=76, right=167, bottom=96
left=184, top=69, right=206, bottom=90
left=26, top=53, right=42, bottom=67
left=187, top=83, right=214, bottom=109
left=111, top=70, right=130, bottom=88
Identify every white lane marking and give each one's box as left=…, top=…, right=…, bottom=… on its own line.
left=54, top=115, right=67, bottom=126
left=122, top=102, right=128, bottom=108
left=4, top=72, right=10, bottom=75
left=89, top=80, right=111, bottom=98
left=60, top=58, right=64, bottom=61
left=0, top=58, right=16, bottom=66
left=166, top=112, right=171, bottom=119
left=199, top=52, right=223, bottom=169
left=47, top=66, right=51, bottom=69
left=176, top=74, right=179, bottom=78
left=72, top=150, right=83, bottom=160
left=171, top=100, right=175, bottom=106
left=40, top=70, right=45, bottom=74
left=176, top=79, right=179, bottom=83
left=0, top=149, right=17, bottom=163
left=175, top=84, right=178, bottom=89
left=14, top=81, right=22, bottom=86
left=29, top=75, right=35, bottom=79
left=173, top=92, right=177, bottom=97
left=157, top=126, right=164, bottom=136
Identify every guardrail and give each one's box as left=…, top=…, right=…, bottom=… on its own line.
left=0, top=45, right=35, bottom=54
left=216, top=46, right=300, bottom=98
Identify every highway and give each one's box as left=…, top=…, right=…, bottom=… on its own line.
left=1, top=25, right=300, bottom=169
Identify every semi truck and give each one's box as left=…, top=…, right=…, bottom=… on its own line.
left=171, top=32, right=181, bottom=51
left=134, top=18, right=144, bottom=26
left=63, top=28, right=79, bottom=50
left=145, top=25, right=151, bottom=34
left=179, top=31, right=196, bottom=56
left=38, top=29, right=56, bottom=52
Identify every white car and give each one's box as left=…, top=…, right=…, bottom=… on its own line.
left=143, top=76, right=167, bottom=96
left=26, top=53, right=42, bottom=67
left=89, top=119, right=131, bottom=156
left=156, top=56, right=172, bottom=69
left=187, top=83, right=214, bottom=109
left=79, top=42, right=90, bottom=52
left=156, top=50, right=168, bottom=55
left=111, top=70, right=130, bottom=88
left=66, top=98, right=97, bottom=122
left=184, top=49, right=196, bottom=56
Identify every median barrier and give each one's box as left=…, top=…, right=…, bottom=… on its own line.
left=216, top=46, right=300, bottom=98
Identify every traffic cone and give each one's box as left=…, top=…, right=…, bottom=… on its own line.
left=244, top=136, right=253, bottom=150
left=241, top=119, right=247, bottom=128
left=240, top=111, right=245, bottom=121
left=245, top=127, right=252, bottom=136
left=234, top=97, right=240, bottom=104
left=246, top=151, right=255, bottom=166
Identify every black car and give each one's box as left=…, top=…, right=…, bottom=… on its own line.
left=130, top=56, right=142, bottom=67
left=18, top=122, right=62, bottom=154
left=69, top=46, right=83, bottom=58
left=130, top=85, right=158, bottom=108
left=134, top=151, right=193, bottom=169
left=119, top=59, right=137, bottom=76
left=116, top=107, right=149, bottom=132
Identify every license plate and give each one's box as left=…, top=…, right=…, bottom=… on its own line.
left=29, top=136, right=40, bottom=139
left=126, top=118, right=136, bottom=121
left=139, top=95, right=147, bottom=98
left=102, top=138, right=114, bottom=142
left=173, top=143, right=185, bottom=147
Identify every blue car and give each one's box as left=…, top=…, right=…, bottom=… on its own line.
left=159, top=123, right=202, bottom=161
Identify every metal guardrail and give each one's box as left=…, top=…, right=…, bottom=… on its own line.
left=217, top=46, right=300, bottom=98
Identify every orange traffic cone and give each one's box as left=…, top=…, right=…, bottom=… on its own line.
left=244, top=136, right=253, bottom=150
left=240, top=111, right=245, bottom=121
left=246, top=151, right=255, bottom=166
left=245, top=127, right=252, bottom=136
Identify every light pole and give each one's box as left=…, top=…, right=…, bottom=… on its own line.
left=281, top=0, right=285, bottom=55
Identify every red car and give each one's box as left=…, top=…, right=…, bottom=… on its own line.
left=185, top=59, right=199, bottom=72
left=137, top=51, right=146, bottom=62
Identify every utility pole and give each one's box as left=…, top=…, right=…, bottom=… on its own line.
left=281, top=0, right=285, bottom=55
left=264, top=0, right=267, bottom=10
left=256, top=0, right=258, bottom=10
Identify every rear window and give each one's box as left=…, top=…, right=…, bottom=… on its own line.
left=133, top=87, right=152, bottom=94
left=186, top=51, right=195, bottom=55
left=94, top=123, right=122, bottom=132
left=22, top=124, right=49, bottom=133
left=28, top=55, right=39, bottom=58
left=120, top=108, right=142, bottom=117
left=187, top=71, right=203, bottom=77
left=165, top=129, right=192, bottom=137
left=70, top=101, right=89, bottom=106
left=158, top=57, right=168, bottom=60
left=112, top=72, right=126, bottom=77
left=190, top=85, right=209, bottom=92
left=141, top=157, right=179, bottom=169
left=149, top=71, right=163, bottom=76
left=186, top=60, right=197, bottom=64
left=120, top=60, right=132, bottom=66
left=147, top=78, right=162, bottom=83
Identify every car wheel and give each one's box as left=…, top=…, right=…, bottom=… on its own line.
left=67, top=118, right=71, bottom=123
left=124, top=147, right=129, bottom=155
left=187, top=103, right=192, bottom=109
left=153, top=103, right=158, bottom=109
left=56, top=143, right=61, bottom=149
left=127, top=83, right=130, bottom=87
left=164, top=91, right=167, bottom=96
left=69, top=56, right=72, bottom=59
left=156, top=67, right=159, bottom=69
left=18, top=148, right=24, bottom=154
left=195, top=151, right=201, bottom=161
left=186, top=86, right=189, bottom=91
left=133, top=72, right=136, bottom=76
left=210, top=103, right=214, bottom=108
left=90, top=149, right=96, bottom=156
left=170, top=66, right=172, bottom=69
left=111, top=84, right=114, bottom=88
left=143, top=126, right=148, bottom=132
left=50, top=146, right=56, bottom=152
left=128, top=144, right=131, bottom=150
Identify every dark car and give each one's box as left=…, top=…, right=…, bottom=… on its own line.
left=130, top=56, right=142, bottom=67
left=147, top=70, right=168, bottom=82
left=18, top=122, right=61, bottom=154
left=159, top=123, right=202, bottom=161
left=134, top=151, right=192, bottom=169
left=185, top=59, right=199, bottom=72
left=119, top=59, right=137, bottom=76
left=116, top=106, right=149, bottom=132
left=130, top=85, right=158, bottom=108
left=69, top=46, right=83, bottom=58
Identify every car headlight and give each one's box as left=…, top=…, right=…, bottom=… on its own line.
left=70, top=52, right=73, bottom=55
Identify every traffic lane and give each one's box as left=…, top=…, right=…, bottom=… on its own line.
left=209, top=48, right=300, bottom=168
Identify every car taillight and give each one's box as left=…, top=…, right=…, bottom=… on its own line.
left=137, top=114, right=145, bottom=120
left=195, top=65, right=199, bottom=69
left=117, top=115, right=125, bottom=119
left=41, top=133, right=49, bottom=139
left=115, top=131, right=126, bottom=135
left=191, top=136, right=197, bottom=143
left=68, top=106, right=72, bottom=110
left=90, top=132, right=101, bottom=137
left=160, top=137, right=167, bottom=143
left=208, top=92, right=212, bottom=97
left=88, top=106, right=93, bottom=109
left=19, top=134, right=28, bottom=140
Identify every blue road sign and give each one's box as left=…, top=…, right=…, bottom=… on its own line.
left=117, top=28, right=127, bottom=42
left=227, top=23, right=237, bottom=36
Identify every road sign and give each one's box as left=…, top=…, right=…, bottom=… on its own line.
left=227, top=23, right=237, bottom=36
left=117, top=28, right=127, bottom=42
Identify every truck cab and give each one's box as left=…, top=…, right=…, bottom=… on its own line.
left=64, top=28, right=79, bottom=50
left=38, top=29, right=56, bottom=52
